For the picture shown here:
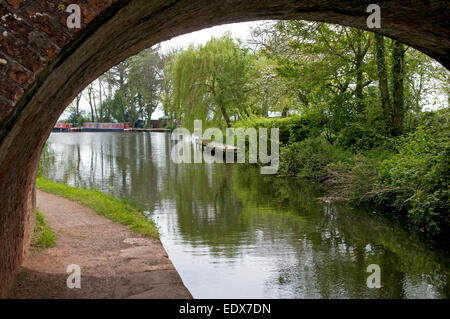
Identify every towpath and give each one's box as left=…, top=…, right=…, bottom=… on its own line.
left=9, top=190, right=192, bottom=299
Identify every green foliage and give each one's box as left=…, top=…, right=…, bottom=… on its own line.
left=324, top=154, right=382, bottom=203
left=65, top=104, right=87, bottom=125
left=245, top=55, right=297, bottom=116
left=336, top=122, right=386, bottom=152
left=279, top=136, right=348, bottom=181
left=32, top=210, right=56, bottom=249
left=106, top=88, right=128, bottom=123
left=379, top=123, right=449, bottom=236
left=234, top=114, right=321, bottom=145
left=36, top=177, right=159, bottom=238
left=236, top=109, right=449, bottom=244
left=164, top=123, right=175, bottom=131
left=127, top=47, right=164, bottom=127
left=72, top=46, right=165, bottom=127
left=163, top=34, right=251, bottom=129
left=37, top=142, right=54, bottom=178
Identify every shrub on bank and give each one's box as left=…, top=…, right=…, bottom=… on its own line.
left=379, top=125, right=449, bottom=238
left=323, top=154, right=382, bottom=203
left=336, top=122, right=387, bottom=152
left=279, top=136, right=347, bottom=181
left=234, top=114, right=320, bottom=145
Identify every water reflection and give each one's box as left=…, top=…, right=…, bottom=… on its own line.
left=42, top=132, right=449, bottom=298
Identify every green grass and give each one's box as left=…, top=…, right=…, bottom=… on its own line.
left=36, top=177, right=159, bottom=238
left=32, top=209, right=56, bottom=249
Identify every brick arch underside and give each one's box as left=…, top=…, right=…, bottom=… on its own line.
left=0, top=0, right=449, bottom=297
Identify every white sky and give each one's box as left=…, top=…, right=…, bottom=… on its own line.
left=158, top=21, right=261, bottom=54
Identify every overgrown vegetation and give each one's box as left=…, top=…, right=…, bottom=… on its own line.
left=32, top=210, right=56, bottom=250
left=235, top=109, right=449, bottom=246
left=36, top=177, right=159, bottom=238
left=157, top=20, right=450, bottom=246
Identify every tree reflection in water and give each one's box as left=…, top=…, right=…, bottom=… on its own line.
left=41, top=132, right=449, bottom=298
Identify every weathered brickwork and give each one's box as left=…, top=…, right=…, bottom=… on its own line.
left=0, top=0, right=121, bottom=298
left=0, top=0, right=448, bottom=298
left=0, top=0, right=119, bottom=122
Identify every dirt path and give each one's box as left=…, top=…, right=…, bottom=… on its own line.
left=9, top=190, right=192, bottom=299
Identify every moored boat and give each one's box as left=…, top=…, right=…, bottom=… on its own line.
left=52, top=122, right=72, bottom=132
left=81, top=122, right=130, bottom=132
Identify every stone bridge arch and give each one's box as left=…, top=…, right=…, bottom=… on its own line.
left=0, top=0, right=448, bottom=297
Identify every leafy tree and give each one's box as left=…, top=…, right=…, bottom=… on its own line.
left=163, top=34, right=251, bottom=129
left=250, top=21, right=374, bottom=135
left=128, top=46, right=164, bottom=127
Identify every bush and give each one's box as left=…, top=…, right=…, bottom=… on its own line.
left=165, top=123, right=176, bottom=131
left=379, top=125, right=449, bottom=237
left=336, top=122, right=386, bottom=152
left=324, top=154, right=382, bottom=202
left=406, top=107, right=450, bottom=134
left=279, top=136, right=347, bottom=181
left=234, top=114, right=322, bottom=145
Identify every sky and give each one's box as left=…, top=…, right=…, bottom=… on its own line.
left=159, top=21, right=261, bottom=54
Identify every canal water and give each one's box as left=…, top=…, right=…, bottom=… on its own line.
left=41, top=132, right=449, bottom=298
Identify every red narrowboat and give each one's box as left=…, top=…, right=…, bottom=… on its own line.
left=52, top=122, right=73, bottom=132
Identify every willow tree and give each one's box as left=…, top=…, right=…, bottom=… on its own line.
left=163, top=34, right=251, bottom=129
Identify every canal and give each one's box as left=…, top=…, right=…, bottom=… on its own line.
left=40, top=132, right=449, bottom=298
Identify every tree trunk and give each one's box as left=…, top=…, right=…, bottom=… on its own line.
left=391, top=40, right=406, bottom=136
left=296, top=90, right=309, bottom=109
left=262, top=96, right=270, bottom=117
left=374, top=34, right=393, bottom=136
left=220, top=106, right=231, bottom=127
left=88, top=87, right=95, bottom=122
left=75, top=94, right=81, bottom=123
left=355, top=54, right=364, bottom=113
left=98, top=79, right=103, bottom=122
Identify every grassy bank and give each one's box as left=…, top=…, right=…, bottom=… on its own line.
left=36, top=177, right=159, bottom=238
left=234, top=109, right=449, bottom=248
left=32, top=209, right=56, bottom=249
